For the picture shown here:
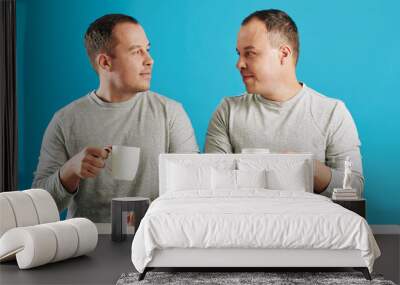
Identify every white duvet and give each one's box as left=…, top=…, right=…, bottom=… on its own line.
left=131, top=190, right=380, bottom=273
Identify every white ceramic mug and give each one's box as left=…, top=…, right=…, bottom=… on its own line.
left=107, top=146, right=140, bottom=180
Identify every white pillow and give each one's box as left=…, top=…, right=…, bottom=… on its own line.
left=166, top=158, right=236, bottom=192
left=237, top=169, right=268, bottom=189
left=211, top=168, right=268, bottom=190
left=211, top=168, right=236, bottom=190
left=167, top=162, right=211, bottom=191
left=267, top=168, right=307, bottom=191
left=237, top=158, right=308, bottom=191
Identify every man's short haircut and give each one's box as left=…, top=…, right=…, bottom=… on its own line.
left=242, top=9, right=299, bottom=65
left=84, top=14, right=139, bottom=71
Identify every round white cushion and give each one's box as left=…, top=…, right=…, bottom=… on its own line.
left=0, top=196, right=17, bottom=237
left=42, top=221, right=79, bottom=262
left=0, top=192, right=39, bottom=227
left=0, top=190, right=60, bottom=239
left=64, top=218, right=98, bottom=257
left=24, top=189, right=59, bottom=224
left=0, top=218, right=98, bottom=269
left=0, top=226, right=57, bottom=269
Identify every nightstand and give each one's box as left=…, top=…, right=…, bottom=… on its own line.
left=332, top=198, right=366, bottom=218
left=111, top=197, right=150, bottom=241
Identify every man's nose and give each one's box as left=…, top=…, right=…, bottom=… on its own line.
left=144, top=51, right=154, bottom=66
left=236, top=56, right=246, bottom=70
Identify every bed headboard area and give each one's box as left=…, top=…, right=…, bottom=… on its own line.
left=159, top=153, right=314, bottom=195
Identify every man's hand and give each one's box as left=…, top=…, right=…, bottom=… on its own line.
left=59, top=147, right=110, bottom=193
left=313, top=160, right=332, bottom=193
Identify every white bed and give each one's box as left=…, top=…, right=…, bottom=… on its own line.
left=131, top=154, right=380, bottom=280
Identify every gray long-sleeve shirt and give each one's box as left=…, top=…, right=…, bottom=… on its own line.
left=205, top=84, right=364, bottom=197
left=33, top=91, right=199, bottom=222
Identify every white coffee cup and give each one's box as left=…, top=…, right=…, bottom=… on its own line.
left=241, top=148, right=270, bottom=154
left=108, top=146, right=140, bottom=181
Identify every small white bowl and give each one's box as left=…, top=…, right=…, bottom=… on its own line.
left=241, top=148, right=270, bottom=154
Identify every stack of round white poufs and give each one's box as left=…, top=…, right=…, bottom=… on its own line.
left=0, top=189, right=98, bottom=269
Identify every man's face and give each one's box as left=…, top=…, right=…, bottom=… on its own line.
left=108, top=22, right=153, bottom=93
left=236, top=19, right=282, bottom=95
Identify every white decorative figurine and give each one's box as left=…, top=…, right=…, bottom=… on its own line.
left=332, top=156, right=358, bottom=200
left=342, top=156, right=352, bottom=189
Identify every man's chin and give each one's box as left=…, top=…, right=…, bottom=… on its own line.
left=244, top=85, right=257, bottom=94
left=135, top=84, right=151, bottom=93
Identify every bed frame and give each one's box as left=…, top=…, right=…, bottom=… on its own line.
left=140, top=248, right=370, bottom=280
left=138, top=154, right=371, bottom=280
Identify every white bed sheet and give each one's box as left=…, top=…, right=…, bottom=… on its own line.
left=131, top=190, right=380, bottom=273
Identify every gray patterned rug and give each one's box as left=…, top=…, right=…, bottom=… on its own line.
left=116, top=271, right=396, bottom=285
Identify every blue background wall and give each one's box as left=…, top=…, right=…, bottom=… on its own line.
left=16, top=0, right=400, bottom=224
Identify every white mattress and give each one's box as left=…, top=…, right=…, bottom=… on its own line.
left=131, top=190, right=380, bottom=273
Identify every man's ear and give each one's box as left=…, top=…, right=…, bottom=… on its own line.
left=97, top=53, right=112, bottom=72
left=279, top=45, right=292, bottom=65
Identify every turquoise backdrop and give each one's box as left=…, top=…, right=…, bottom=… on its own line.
left=16, top=0, right=400, bottom=224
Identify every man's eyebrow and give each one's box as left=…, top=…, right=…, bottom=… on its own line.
left=128, top=43, right=151, bottom=51
left=236, top=46, right=257, bottom=53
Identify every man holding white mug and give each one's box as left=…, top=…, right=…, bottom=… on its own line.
left=32, top=14, right=199, bottom=222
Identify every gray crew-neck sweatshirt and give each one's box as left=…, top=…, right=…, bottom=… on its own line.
left=205, top=84, right=364, bottom=196
left=32, top=91, right=199, bottom=222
